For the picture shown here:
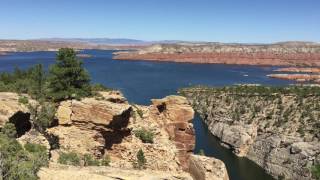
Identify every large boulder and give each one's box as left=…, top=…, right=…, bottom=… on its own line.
left=189, top=155, right=229, bottom=180
left=49, top=91, right=132, bottom=157
left=56, top=91, right=132, bottom=127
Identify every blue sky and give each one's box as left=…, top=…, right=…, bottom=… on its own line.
left=0, top=0, right=319, bottom=43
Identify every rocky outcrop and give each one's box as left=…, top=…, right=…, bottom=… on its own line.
left=0, top=91, right=229, bottom=179
left=189, top=155, right=229, bottom=180
left=17, top=129, right=51, bottom=154
left=0, top=93, right=29, bottom=126
left=150, top=96, right=195, bottom=170
left=38, top=163, right=193, bottom=180
left=180, top=86, right=320, bottom=180
left=48, top=92, right=197, bottom=172
left=50, top=91, right=132, bottom=157
left=114, top=42, right=320, bottom=66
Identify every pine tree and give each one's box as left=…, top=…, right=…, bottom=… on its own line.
left=47, top=48, right=91, bottom=101
left=29, top=64, right=46, bottom=100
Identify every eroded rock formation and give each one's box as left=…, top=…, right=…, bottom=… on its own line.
left=189, top=155, right=229, bottom=180
left=150, top=96, right=196, bottom=170
left=181, top=86, right=320, bottom=180
left=0, top=91, right=229, bottom=180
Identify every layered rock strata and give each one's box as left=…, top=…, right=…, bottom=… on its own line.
left=114, top=42, right=320, bottom=66
left=268, top=67, right=320, bottom=83
left=0, top=91, right=229, bottom=180
left=180, top=86, right=320, bottom=180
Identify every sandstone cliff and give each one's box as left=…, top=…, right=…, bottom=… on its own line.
left=0, top=91, right=229, bottom=180
left=180, top=85, right=320, bottom=180
left=114, top=42, right=320, bottom=66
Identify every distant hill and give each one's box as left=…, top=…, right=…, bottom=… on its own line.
left=35, top=38, right=193, bottom=46
left=37, top=38, right=148, bottom=45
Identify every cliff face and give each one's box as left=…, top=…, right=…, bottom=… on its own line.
left=0, top=91, right=229, bottom=180
left=114, top=42, right=320, bottom=66
left=180, top=86, right=320, bottom=180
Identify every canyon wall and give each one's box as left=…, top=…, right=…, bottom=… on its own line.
left=114, top=42, right=320, bottom=66
left=180, top=85, right=320, bottom=180
left=0, top=91, right=229, bottom=180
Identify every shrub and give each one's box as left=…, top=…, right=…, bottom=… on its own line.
left=91, top=83, right=112, bottom=92
left=58, top=152, right=81, bottom=166
left=132, top=105, right=144, bottom=118
left=0, top=134, right=48, bottom=180
left=1, top=122, right=17, bottom=138
left=83, top=154, right=100, bottom=166
left=311, top=164, right=320, bottom=180
left=100, top=154, right=111, bottom=166
left=18, top=96, right=29, bottom=105
left=133, top=149, right=146, bottom=169
left=134, top=128, right=154, bottom=143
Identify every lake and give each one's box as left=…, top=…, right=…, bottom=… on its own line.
left=0, top=50, right=294, bottom=180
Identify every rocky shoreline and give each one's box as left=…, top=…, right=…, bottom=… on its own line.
left=267, top=67, right=320, bottom=83
left=114, top=42, right=320, bottom=66
left=0, top=91, right=229, bottom=180
left=180, top=85, right=320, bottom=180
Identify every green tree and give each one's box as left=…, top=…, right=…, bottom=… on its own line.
left=29, top=64, right=46, bottom=100
left=47, top=48, right=91, bottom=101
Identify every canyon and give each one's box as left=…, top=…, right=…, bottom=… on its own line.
left=180, top=85, right=320, bottom=180
left=0, top=91, right=229, bottom=180
left=114, top=42, right=320, bottom=66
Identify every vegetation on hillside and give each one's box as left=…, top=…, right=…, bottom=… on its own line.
left=58, top=152, right=111, bottom=167
left=179, top=85, right=320, bottom=97
left=180, top=85, right=320, bottom=179
left=0, top=125, right=48, bottom=180
left=133, top=149, right=147, bottom=169
left=134, top=128, right=154, bottom=143
left=180, top=85, right=320, bottom=137
left=0, top=48, right=112, bottom=179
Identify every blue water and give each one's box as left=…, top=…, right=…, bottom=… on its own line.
left=0, top=50, right=292, bottom=180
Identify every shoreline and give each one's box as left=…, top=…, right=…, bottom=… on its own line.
left=114, top=52, right=320, bottom=67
